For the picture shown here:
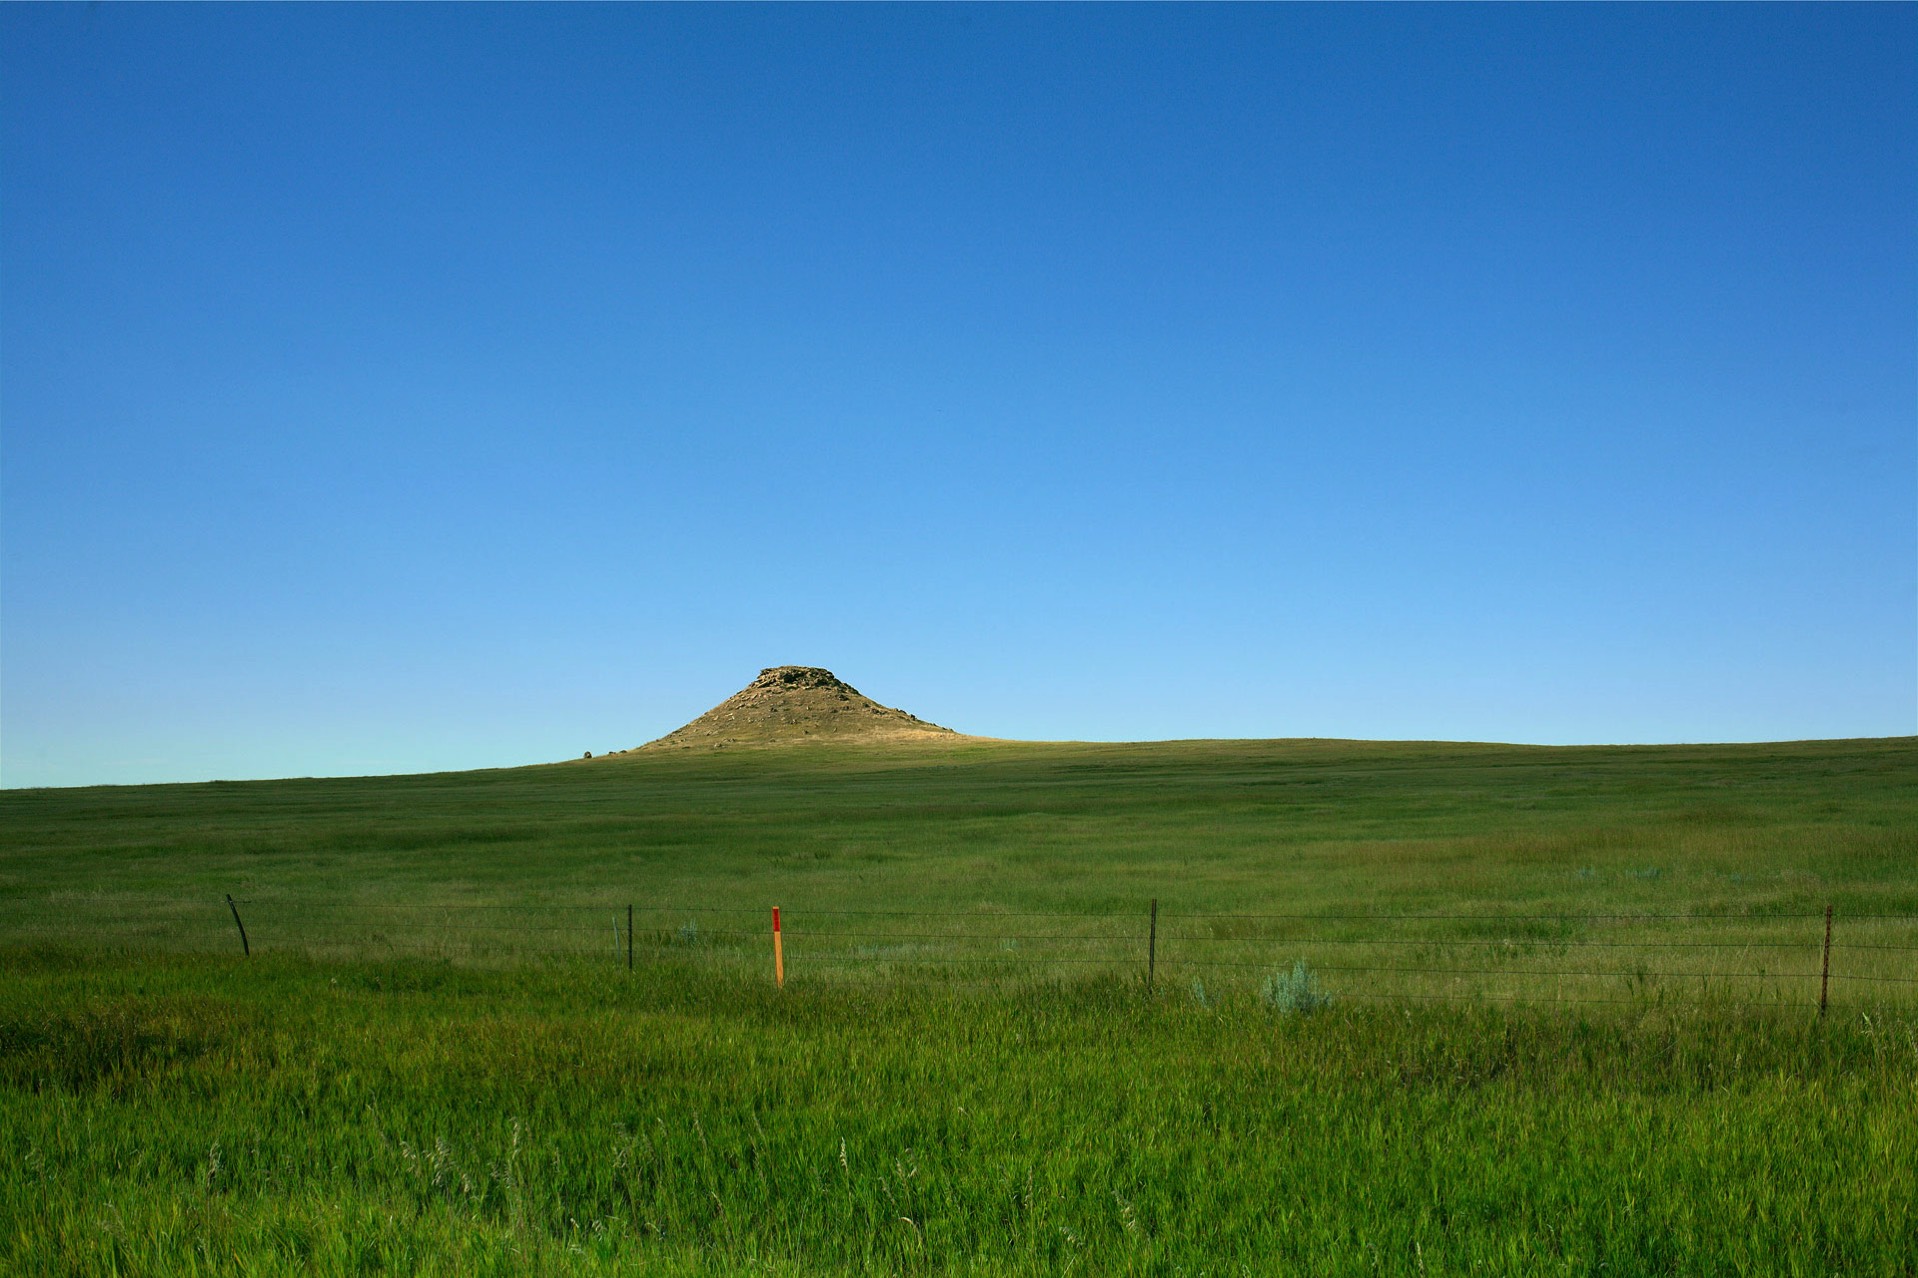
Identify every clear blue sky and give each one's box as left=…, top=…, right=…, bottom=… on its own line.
left=3, top=4, right=1913, bottom=787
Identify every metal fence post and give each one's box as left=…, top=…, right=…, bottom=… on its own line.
left=225, top=894, right=250, bottom=957
left=1147, top=898, right=1158, bottom=993
left=1819, top=904, right=1833, bottom=1016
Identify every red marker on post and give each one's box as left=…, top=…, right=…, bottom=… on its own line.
left=772, top=906, right=785, bottom=988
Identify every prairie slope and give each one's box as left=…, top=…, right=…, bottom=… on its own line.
left=2, top=735, right=1913, bottom=929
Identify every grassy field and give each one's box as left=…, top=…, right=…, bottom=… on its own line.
left=3, top=736, right=1916, bottom=1272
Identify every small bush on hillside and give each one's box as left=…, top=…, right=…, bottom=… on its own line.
left=675, top=921, right=699, bottom=946
left=1261, top=960, right=1332, bottom=1014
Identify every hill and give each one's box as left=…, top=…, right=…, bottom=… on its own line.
left=610, top=665, right=967, bottom=754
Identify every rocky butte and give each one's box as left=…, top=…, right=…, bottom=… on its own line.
left=585, top=666, right=969, bottom=757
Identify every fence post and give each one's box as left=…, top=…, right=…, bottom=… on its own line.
left=772, top=906, right=785, bottom=988
left=627, top=903, right=634, bottom=972
left=225, top=894, right=250, bottom=957
left=1147, top=898, right=1158, bottom=993
left=1819, top=904, right=1832, bottom=1016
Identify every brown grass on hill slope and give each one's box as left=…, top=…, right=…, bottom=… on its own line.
left=586, top=666, right=971, bottom=757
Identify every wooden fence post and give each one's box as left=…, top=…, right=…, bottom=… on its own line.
left=225, top=894, right=250, bottom=957
left=1819, top=904, right=1832, bottom=1016
left=1148, top=898, right=1158, bottom=993
left=627, top=903, right=634, bottom=971
left=772, top=906, right=785, bottom=988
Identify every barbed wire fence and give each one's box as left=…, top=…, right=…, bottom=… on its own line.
left=4, top=894, right=1914, bottom=1010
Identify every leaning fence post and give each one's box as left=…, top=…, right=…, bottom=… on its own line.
left=1147, top=898, right=1158, bottom=993
left=627, top=903, right=634, bottom=972
left=772, top=906, right=785, bottom=988
left=1819, top=904, right=1833, bottom=1016
left=225, top=894, right=250, bottom=957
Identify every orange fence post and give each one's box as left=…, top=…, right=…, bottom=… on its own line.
left=772, top=906, right=785, bottom=988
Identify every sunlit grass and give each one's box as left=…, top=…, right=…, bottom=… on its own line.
left=2, top=736, right=1915, bottom=1271
left=3, top=954, right=1916, bottom=1275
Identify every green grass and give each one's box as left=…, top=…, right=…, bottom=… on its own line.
left=6, top=954, right=1917, bottom=1276
left=3, top=736, right=1916, bottom=1272
left=4, top=736, right=1913, bottom=1001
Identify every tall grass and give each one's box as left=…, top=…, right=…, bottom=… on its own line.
left=4, top=953, right=1916, bottom=1275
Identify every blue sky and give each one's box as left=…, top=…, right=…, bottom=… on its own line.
left=3, top=4, right=1913, bottom=787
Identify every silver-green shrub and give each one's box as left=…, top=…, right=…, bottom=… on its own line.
left=1261, top=960, right=1332, bottom=1014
